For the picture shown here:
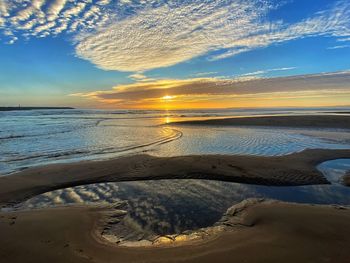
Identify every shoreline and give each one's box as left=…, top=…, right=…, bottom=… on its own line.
left=2, top=149, right=350, bottom=206
left=2, top=199, right=350, bottom=262
left=169, top=114, right=350, bottom=129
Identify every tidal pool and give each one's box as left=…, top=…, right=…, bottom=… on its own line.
left=17, top=159, right=350, bottom=236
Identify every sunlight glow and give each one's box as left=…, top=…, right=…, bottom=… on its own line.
left=162, top=95, right=175, bottom=101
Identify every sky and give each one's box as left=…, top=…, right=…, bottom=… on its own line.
left=0, top=0, right=349, bottom=109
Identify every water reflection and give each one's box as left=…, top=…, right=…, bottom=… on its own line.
left=19, top=159, right=350, bottom=236
left=154, top=125, right=350, bottom=157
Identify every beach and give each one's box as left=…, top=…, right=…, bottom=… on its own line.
left=2, top=199, right=350, bottom=263
left=1, top=114, right=350, bottom=262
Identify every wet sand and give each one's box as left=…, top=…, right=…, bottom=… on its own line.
left=170, top=115, right=350, bottom=129
left=1, top=199, right=350, bottom=263
left=2, top=149, right=350, bottom=206
left=322, top=112, right=350, bottom=115
left=343, top=171, right=350, bottom=186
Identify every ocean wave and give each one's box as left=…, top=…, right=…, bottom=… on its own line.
left=0, top=135, right=26, bottom=140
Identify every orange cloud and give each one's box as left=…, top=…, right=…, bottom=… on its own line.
left=70, top=71, right=350, bottom=109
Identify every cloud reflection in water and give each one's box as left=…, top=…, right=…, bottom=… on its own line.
left=20, top=159, right=350, bottom=235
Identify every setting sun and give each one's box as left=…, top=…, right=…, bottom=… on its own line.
left=162, top=95, right=175, bottom=101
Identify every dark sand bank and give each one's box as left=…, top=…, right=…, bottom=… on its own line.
left=343, top=171, right=350, bottom=186
left=2, top=149, right=350, bottom=206
left=322, top=111, right=350, bottom=114
left=0, top=107, right=74, bottom=111
left=1, top=199, right=350, bottom=263
left=170, top=115, right=350, bottom=129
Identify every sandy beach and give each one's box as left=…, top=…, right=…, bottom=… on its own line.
left=1, top=199, right=350, bottom=263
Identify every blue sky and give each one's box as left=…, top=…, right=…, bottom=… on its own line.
left=0, top=0, right=349, bottom=108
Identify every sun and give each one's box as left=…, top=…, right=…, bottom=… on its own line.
left=161, top=95, right=175, bottom=101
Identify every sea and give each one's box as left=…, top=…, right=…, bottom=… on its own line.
left=1, top=107, right=350, bottom=175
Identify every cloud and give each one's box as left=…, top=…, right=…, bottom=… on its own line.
left=129, top=73, right=148, bottom=80
left=192, top=72, right=218, bottom=77
left=70, top=71, right=350, bottom=107
left=62, top=2, right=87, bottom=18
left=0, top=0, right=114, bottom=40
left=327, top=45, right=350, bottom=50
left=1, top=0, right=350, bottom=72
left=337, top=37, right=350, bottom=42
left=0, top=2, right=10, bottom=17
left=240, top=67, right=296, bottom=76
left=75, top=0, right=350, bottom=72
left=75, top=0, right=271, bottom=72
left=128, top=73, right=157, bottom=82
left=47, top=0, right=67, bottom=21
left=10, top=0, right=45, bottom=24
left=96, top=0, right=112, bottom=5
left=210, top=1, right=350, bottom=60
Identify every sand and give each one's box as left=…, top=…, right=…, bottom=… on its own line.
left=1, top=199, right=350, bottom=263
left=170, top=114, right=350, bottom=129
left=2, top=149, right=350, bottom=206
left=343, top=171, right=350, bottom=186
